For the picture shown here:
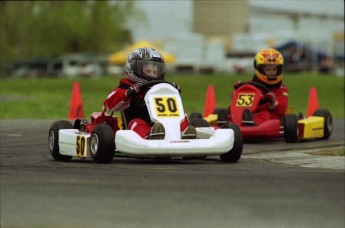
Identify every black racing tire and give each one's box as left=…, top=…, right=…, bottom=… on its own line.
left=189, top=118, right=210, bottom=127
left=217, top=109, right=229, bottom=125
left=74, top=118, right=90, bottom=132
left=284, top=114, right=299, bottom=143
left=90, top=124, right=115, bottom=163
left=313, top=109, right=333, bottom=139
left=189, top=112, right=203, bottom=120
left=212, top=108, right=228, bottom=115
left=48, top=120, right=74, bottom=161
left=219, top=123, right=243, bottom=163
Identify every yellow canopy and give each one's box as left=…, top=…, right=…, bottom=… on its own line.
left=109, top=40, right=176, bottom=64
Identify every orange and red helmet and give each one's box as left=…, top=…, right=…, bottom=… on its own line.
left=254, top=48, right=284, bottom=85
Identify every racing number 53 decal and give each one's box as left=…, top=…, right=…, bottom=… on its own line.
left=154, top=97, right=180, bottom=117
left=236, top=93, right=255, bottom=107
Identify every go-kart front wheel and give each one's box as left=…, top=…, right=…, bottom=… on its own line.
left=90, top=124, right=115, bottom=163
left=284, top=114, right=299, bottom=143
left=220, top=123, right=243, bottom=163
left=48, top=120, right=74, bottom=161
left=313, top=109, right=333, bottom=139
left=189, top=112, right=203, bottom=120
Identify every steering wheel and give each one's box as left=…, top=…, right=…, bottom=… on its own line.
left=239, top=81, right=270, bottom=93
left=238, top=81, right=273, bottom=105
left=138, top=80, right=174, bottom=92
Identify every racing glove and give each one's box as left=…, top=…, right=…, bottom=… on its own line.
left=266, top=92, right=278, bottom=109
left=234, top=80, right=242, bottom=89
left=125, top=84, right=140, bottom=98
left=172, top=82, right=181, bottom=93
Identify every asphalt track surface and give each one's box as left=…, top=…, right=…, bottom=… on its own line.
left=0, top=119, right=344, bottom=228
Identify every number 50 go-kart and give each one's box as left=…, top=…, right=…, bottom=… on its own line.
left=48, top=81, right=243, bottom=163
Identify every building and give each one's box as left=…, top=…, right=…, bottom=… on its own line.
left=129, top=0, right=344, bottom=73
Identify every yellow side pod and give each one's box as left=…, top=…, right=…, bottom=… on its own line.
left=298, top=116, right=324, bottom=139
left=203, top=114, right=218, bottom=126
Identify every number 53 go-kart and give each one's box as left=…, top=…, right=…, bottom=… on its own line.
left=196, top=81, right=332, bottom=143
left=48, top=81, right=243, bottom=163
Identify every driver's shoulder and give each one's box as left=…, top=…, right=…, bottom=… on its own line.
left=280, top=83, right=288, bottom=90
left=119, top=78, right=133, bottom=88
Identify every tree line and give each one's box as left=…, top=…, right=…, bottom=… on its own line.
left=0, top=1, right=143, bottom=74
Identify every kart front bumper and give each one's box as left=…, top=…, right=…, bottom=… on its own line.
left=115, top=129, right=234, bottom=157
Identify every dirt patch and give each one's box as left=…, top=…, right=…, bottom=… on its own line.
left=306, top=147, right=345, bottom=156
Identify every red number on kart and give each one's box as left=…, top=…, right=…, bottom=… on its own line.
left=236, top=93, right=255, bottom=107
left=154, top=97, right=179, bottom=117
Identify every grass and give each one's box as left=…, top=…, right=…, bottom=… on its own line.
left=307, top=148, right=345, bottom=156
left=0, top=72, right=344, bottom=119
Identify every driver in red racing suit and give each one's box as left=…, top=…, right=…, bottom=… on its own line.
left=233, top=48, right=288, bottom=126
left=103, top=47, right=196, bottom=139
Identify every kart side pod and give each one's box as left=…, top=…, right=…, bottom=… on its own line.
left=298, top=116, right=325, bottom=139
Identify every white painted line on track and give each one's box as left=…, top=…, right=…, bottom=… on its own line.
left=243, top=147, right=345, bottom=170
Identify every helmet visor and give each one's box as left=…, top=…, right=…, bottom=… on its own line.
left=136, top=60, right=165, bottom=79
left=262, top=65, right=278, bottom=80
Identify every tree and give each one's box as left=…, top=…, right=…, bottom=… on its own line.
left=0, top=0, right=141, bottom=64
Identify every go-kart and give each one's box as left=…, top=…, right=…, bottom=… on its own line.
left=191, top=81, right=333, bottom=143
left=48, top=81, right=243, bottom=163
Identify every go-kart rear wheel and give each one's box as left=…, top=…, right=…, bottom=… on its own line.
left=313, top=109, right=333, bottom=139
left=220, top=123, right=243, bottom=163
left=73, top=119, right=90, bottom=132
left=284, top=114, right=299, bottom=143
left=212, top=108, right=228, bottom=115
left=48, top=120, right=74, bottom=161
left=90, top=124, right=115, bottom=163
left=189, top=118, right=210, bottom=127
left=189, top=112, right=203, bottom=120
left=217, top=109, right=229, bottom=126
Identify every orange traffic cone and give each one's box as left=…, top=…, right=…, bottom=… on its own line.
left=306, top=87, right=319, bottom=117
left=68, top=82, right=84, bottom=119
left=203, top=85, right=217, bottom=117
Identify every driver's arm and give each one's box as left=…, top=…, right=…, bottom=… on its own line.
left=256, top=86, right=288, bottom=116
left=258, top=86, right=288, bottom=116
left=274, top=86, right=289, bottom=116
left=103, top=87, right=130, bottom=112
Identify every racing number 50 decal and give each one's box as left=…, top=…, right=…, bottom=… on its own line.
left=236, top=93, right=255, bottom=107
left=76, top=135, right=86, bottom=157
left=154, top=97, right=180, bottom=117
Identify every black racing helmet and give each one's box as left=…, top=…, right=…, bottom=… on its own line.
left=125, top=47, right=165, bottom=83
